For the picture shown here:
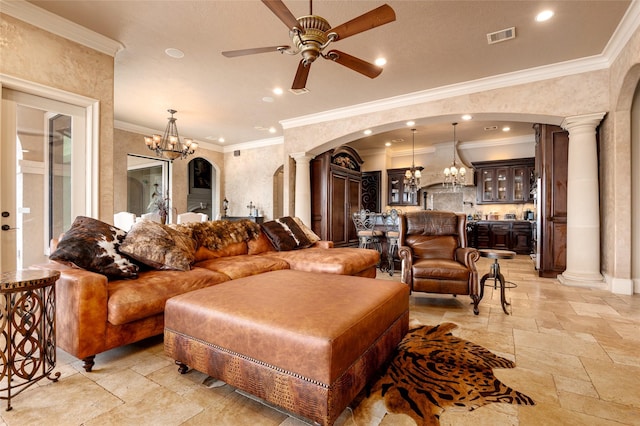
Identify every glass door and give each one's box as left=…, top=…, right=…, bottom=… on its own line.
left=1, top=89, right=87, bottom=271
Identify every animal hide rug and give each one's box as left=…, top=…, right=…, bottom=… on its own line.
left=352, top=322, right=535, bottom=425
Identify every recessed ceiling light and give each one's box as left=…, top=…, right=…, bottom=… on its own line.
left=218, top=137, right=225, bottom=143
left=461, top=114, right=473, bottom=121
left=374, top=57, right=387, bottom=67
left=536, top=10, right=554, bottom=22
left=269, top=127, right=276, bottom=133
left=273, top=87, right=284, bottom=95
left=502, top=126, right=511, bottom=132
left=363, top=129, right=372, bottom=135
left=385, top=142, right=392, bottom=147
left=262, top=96, right=274, bottom=103
left=406, top=121, right=415, bottom=126
left=165, top=48, right=184, bottom=59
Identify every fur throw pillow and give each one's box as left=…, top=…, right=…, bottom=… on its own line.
left=171, top=219, right=262, bottom=251
left=50, top=216, right=139, bottom=279
left=119, top=221, right=196, bottom=271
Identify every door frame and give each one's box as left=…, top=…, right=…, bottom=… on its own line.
left=1, top=74, right=100, bottom=269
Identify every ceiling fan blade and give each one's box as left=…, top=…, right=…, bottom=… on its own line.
left=292, top=60, right=311, bottom=90
left=326, top=4, right=396, bottom=41
left=326, top=50, right=382, bottom=79
left=261, top=0, right=301, bottom=30
left=222, top=46, right=290, bottom=58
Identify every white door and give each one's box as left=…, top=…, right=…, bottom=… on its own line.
left=1, top=89, right=87, bottom=272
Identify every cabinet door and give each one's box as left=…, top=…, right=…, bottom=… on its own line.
left=496, top=168, right=509, bottom=202
left=388, top=173, right=402, bottom=205
left=511, top=223, right=533, bottom=254
left=330, top=173, right=348, bottom=246
left=476, top=223, right=490, bottom=249
left=512, top=167, right=527, bottom=202
left=490, top=223, right=510, bottom=249
left=480, top=169, right=495, bottom=202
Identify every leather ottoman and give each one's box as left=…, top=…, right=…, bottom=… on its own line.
left=164, top=269, right=409, bottom=425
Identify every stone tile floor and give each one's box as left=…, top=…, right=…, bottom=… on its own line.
left=1, top=255, right=639, bottom=425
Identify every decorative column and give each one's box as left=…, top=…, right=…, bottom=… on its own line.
left=558, top=112, right=606, bottom=288
left=290, top=152, right=315, bottom=226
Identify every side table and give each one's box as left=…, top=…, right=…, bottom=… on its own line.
left=478, top=249, right=517, bottom=315
left=0, top=269, right=60, bottom=410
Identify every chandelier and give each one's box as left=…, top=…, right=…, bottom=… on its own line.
left=144, top=109, right=198, bottom=160
left=404, top=128, right=422, bottom=196
left=443, top=122, right=466, bottom=189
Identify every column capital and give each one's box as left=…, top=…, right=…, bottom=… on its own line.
left=290, top=152, right=315, bottom=163
left=561, top=112, right=607, bottom=132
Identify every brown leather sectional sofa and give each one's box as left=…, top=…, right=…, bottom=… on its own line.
left=34, top=219, right=379, bottom=372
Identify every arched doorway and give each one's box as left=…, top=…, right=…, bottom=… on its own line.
left=273, top=165, right=284, bottom=219
left=187, top=157, right=215, bottom=220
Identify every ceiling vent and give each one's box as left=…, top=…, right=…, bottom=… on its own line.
left=486, top=27, right=516, bottom=44
left=484, top=125, right=499, bottom=131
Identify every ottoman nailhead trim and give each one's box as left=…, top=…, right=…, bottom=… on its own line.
left=166, top=328, right=330, bottom=389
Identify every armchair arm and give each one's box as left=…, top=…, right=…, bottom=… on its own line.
left=30, top=263, right=109, bottom=360
left=455, top=247, right=480, bottom=271
left=398, top=245, right=413, bottom=286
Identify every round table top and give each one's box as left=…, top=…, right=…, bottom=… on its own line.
left=1, top=269, right=60, bottom=292
left=479, top=249, right=517, bottom=260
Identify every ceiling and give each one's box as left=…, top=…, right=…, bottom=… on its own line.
left=25, top=0, right=633, bottom=153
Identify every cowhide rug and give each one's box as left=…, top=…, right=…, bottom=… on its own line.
left=351, top=322, right=535, bottom=426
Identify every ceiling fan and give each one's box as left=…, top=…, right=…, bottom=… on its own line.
left=222, top=0, right=396, bottom=91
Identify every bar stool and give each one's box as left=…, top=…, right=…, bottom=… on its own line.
left=478, top=249, right=517, bottom=314
left=382, top=209, right=401, bottom=276
left=351, top=210, right=383, bottom=266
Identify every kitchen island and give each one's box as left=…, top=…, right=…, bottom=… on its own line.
left=467, top=220, right=534, bottom=255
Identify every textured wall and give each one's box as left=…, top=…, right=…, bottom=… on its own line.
left=1, top=13, right=115, bottom=221
left=223, top=144, right=283, bottom=220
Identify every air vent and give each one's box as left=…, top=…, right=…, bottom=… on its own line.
left=484, top=126, right=499, bottom=131
left=486, top=27, right=516, bottom=44
left=289, top=88, right=310, bottom=95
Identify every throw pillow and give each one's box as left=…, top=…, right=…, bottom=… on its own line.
left=261, top=217, right=313, bottom=251
left=119, top=220, right=196, bottom=271
left=49, top=216, right=139, bottom=279
left=292, top=217, right=320, bottom=244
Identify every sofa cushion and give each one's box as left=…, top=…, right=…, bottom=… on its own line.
left=247, top=231, right=275, bottom=255
left=193, top=241, right=248, bottom=262
left=195, top=254, right=290, bottom=280
left=264, top=247, right=379, bottom=276
left=50, top=216, right=139, bottom=279
left=119, top=221, right=196, bottom=271
left=107, top=267, right=230, bottom=325
left=261, top=217, right=313, bottom=251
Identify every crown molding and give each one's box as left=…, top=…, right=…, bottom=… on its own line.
left=222, top=136, right=283, bottom=153
left=114, top=119, right=222, bottom=153
left=280, top=55, right=610, bottom=130
left=602, top=0, right=640, bottom=64
left=458, top=135, right=535, bottom=150
left=1, top=0, right=123, bottom=56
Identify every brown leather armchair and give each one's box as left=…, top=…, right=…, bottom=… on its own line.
left=398, top=211, right=481, bottom=314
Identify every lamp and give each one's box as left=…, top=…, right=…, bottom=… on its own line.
left=403, top=128, right=422, bottom=197
left=443, top=122, right=466, bottom=189
left=144, top=109, right=198, bottom=160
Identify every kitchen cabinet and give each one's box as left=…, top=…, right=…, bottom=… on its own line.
left=311, top=146, right=363, bottom=247
left=387, top=167, right=424, bottom=206
left=473, top=158, right=535, bottom=204
left=467, top=220, right=533, bottom=254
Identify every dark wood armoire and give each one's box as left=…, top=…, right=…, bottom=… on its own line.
left=310, top=146, right=363, bottom=247
left=535, top=123, right=569, bottom=278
